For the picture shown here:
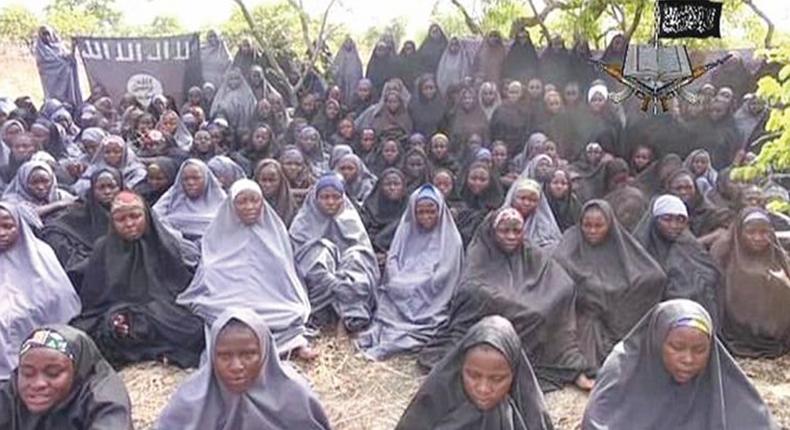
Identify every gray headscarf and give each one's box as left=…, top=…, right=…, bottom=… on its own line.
left=335, top=153, right=377, bottom=206
left=289, top=181, right=380, bottom=323
left=357, top=184, right=464, bottom=360
left=154, top=308, right=332, bottom=430
left=200, top=30, right=232, bottom=87
left=210, top=67, right=257, bottom=130
left=2, top=160, right=74, bottom=206
left=74, top=135, right=147, bottom=195
left=331, top=37, right=364, bottom=103
left=207, top=155, right=247, bottom=191
left=502, top=177, right=562, bottom=249
left=177, top=180, right=311, bottom=353
left=0, top=202, right=81, bottom=380
left=152, top=159, right=227, bottom=239
left=0, top=120, right=25, bottom=168
left=582, top=299, right=778, bottom=430
left=436, top=37, right=475, bottom=96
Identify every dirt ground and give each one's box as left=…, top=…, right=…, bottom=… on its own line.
left=122, top=333, right=790, bottom=430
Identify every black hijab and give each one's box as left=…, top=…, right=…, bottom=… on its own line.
left=417, top=24, right=449, bottom=74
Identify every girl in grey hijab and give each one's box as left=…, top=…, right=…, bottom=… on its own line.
left=357, top=185, right=464, bottom=360
left=334, top=153, right=377, bottom=206
left=74, top=135, right=147, bottom=195
left=155, top=308, right=331, bottom=430
left=210, top=67, right=257, bottom=131
left=331, top=36, right=364, bottom=104
left=502, top=177, right=562, bottom=249
left=0, top=202, right=81, bottom=381
left=177, top=180, right=312, bottom=355
left=200, top=30, right=232, bottom=88
left=152, top=159, right=227, bottom=243
left=582, top=299, right=778, bottom=430
left=289, top=174, right=380, bottom=333
left=436, top=37, right=474, bottom=96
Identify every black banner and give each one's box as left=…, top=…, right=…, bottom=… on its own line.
left=658, top=0, right=723, bottom=39
left=73, top=34, right=202, bottom=107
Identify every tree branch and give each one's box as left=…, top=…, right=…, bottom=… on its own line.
left=232, top=0, right=295, bottom=103
left=526, top=0, right=552, bottom=42
left=286, top=0, right=312, bottom=52
left=450, top=0, right=482, bottom=36
left=293, top=0, right=337, bottom=95
left=624, top=0, right=647, bottom=41
left=742, top=0, right=774, bottom=48
left=609, top=3, right=626, bottom=32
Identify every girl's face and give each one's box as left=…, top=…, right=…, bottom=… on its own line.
left=326, top=102, right=340, bottom=119
left=421, top=80, right=438, bottom=100
left=381, top=173, right=405, bottom=201
left=494, top=218, right=523, bottom=253
left=432, top=171, right=453, bottom=198
left=103, top=142, right=125, bottom=167
left=669, top=174, right=696, bottom=205
left=11, top=136, right=36, bottom=160
left=195, top=131, right=214, bottom=153
left=581, top=207, right=610, bottom=246
left=741, top=219, right=773, bottom=255
left=299, top=131, right=319, bottom=153
left=251, top=127, right=271, bottom=151
left=545, top=93, right=563, bottom=114
left=213, top=324, right=264, bottom=394
left=281, top=154, right=303, bottom=181
left=93, top=173, right=121, bottom=206
left=17, top=347, right=75, bottom=414
left=415, top=200, right=440, bottom=231
left=360, top=130, right=376, bottom=152
left=586, top=145, right=603, bottom=166
left=2, top=122, right=22, bottom=144
left=31, top=125, right=50, bottom=148
left=564, top=83, right=580, bottom=104
left=511, top=188, right=539, bottom=218
left=27, top=168, right=53, bottom=201
left=137, top=117, right=155, bottom=135
left=338, top=120, right=353, bottom=138
left=233, top=190, right=264, bottom=225
left=112, top=207, right=147, bottom=241
left=460, top=91, right=475, bottom=110
left=506, top=83, right=522, bottom=103
left=161, top=113, right=178, bottom=134
left=544, top=141, right=558, bottom=161
left=462, top=345, right=514, bottom=411
left=337, top=159, right=359, bottom=183
left=466, top=167, right=490, bottom=196
left=549, top=170, right=570, bottom=199
left=209, top=128, right=224, bottom=149
left=589, top=93, right=607, bottom=112
left=535, top=157, right=555, bottom=182
left=662, top=326, right=710, bottom=385
left=632, top=147, right=653, bottom=172
left=147, top=165, right=170, bottom=191
left=467, top=135, right=483, bottom=154
left=256, top=165, right=282, bottom=198
left=526, top=79, right=543, bottom=99
left=385, top=94, right=401, bottom=113
left=382, top=141, right=400, bottom=164
left=691, top=154, right=710, bottom=177
left=356, top=82, right=372, bottom=101
left=0, top=208, right=20, bottom=251
left=181, top=164, right=207, bottom=199
left=656, top=214, right=689, bottom=241
left=431, top=138, right=449, bottom=159
left=481, top=86, right=498, bottom=105
left=317, top=188, right=344, bottom=217
left=492, top=143, right=508, bottom=168
left=405, top=154, right=427, bottom=178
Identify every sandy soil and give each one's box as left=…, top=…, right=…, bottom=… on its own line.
left=122, top=333, right=790, bottom=430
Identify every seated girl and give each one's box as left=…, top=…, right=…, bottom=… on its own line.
left=419, top=208, right=591, bottom=391
left=582, top=299, right=777, bottom=429
left=544, top=167, right=581, bottom=232
left=664, top=168, right=730, bottom=244
left=133, top=157, right=179, bottom=206
left=177, top=180, right=315, bottom=359
left=684, top=149, right=717, bottom=196
left=155, top=309, right=331, bottom=430
left=357, top=185, right=464, bottom=359
left=71, top=191, right=204, bottom=368
left=0, top=325, right=133, bottom=429
left=255, top=158, right=298, bottom=227
left=279, top=146, right=315, bottom=206
left=360, top=168, right=409, bottom=259
left=207, top=155, right=246, bottom=191
left=0, top=202, right=81, bottom=380
left=634, top=195, right=721, bottom=324
left=456, top=161, right=504, bottom=246
left=554, top=200, right=666, bottom=368
left=41, top=167, right=123, bottom=283
left=503, top=178, right=563, bottom=248
left=711, top=208, right=790, bottom=358
left=152, top=158, right=227, bottom=244
left=335, top=153, right=377, bottom=206
left=74, top=135, right=147, bottom=195
left=290, top=174, right=380, bottom=333
left=2, top=160, right=76, bottom=221
left=397, top=316, right=554, bottom=430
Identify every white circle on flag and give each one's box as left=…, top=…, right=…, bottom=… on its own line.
left=126, top=73, right=163, bottom=107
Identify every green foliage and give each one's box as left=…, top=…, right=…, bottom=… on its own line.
left=731, top=45, right=790, bottom=183
left=221, top=1, right=310, bottom=57
left=123, top=16, right=186, bottom=38
left=361, top=17, right=408, bottom=55
left=45, top=0, right=122, bottom=36
left=479, top=0, right=529, bottom=36
left=0, top=5, right=39, bottom=44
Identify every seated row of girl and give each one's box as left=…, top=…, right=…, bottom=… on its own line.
left=0, top=303, right=778, bottom=429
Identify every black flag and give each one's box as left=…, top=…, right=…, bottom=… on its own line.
left=658, top=0, right=723, bottom=39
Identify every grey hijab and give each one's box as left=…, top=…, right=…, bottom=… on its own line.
left=0, top=202, right=81, bottom=380
left=2, top=160, right=74, bottom=206
left=177, top=180, right=311, bottom=353
left=153, top=159, right=227, bottom=239
left=74, top=136, right=147, bottom=195
left=154, top=308, right=332, bottom=430
left=436, top=37, right=475, bottom=95
left=357, top=185, right=464, bottom=360
left=502, top=178, right=562, bottom=249
left=331, top=38, right=364, bottom=103
left=289, top=183, right=380, bottom=321
left=397, top=315, right=554, bottom=430
left=200, top=31, right=232, bottom=87
left=210, top=67, right=257, bottom=130
left=207, top=155, right=247, bottom=191
left=335, top=153, right=377, bottom=206
left=582, top=299, right=778, bottom=430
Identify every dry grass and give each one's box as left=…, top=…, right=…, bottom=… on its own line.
left=121, top=333, right=790, bottom=430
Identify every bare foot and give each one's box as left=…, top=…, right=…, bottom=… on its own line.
left=296, top=345, right=320, bottom=361
left=575, top=373, right=595, bottom=391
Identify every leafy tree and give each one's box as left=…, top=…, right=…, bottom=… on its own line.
left=0, top=5, right=39, bottom=44
left=45, top=0, right=122, bottom=36
left=131, top=16, right=186, bottom=37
